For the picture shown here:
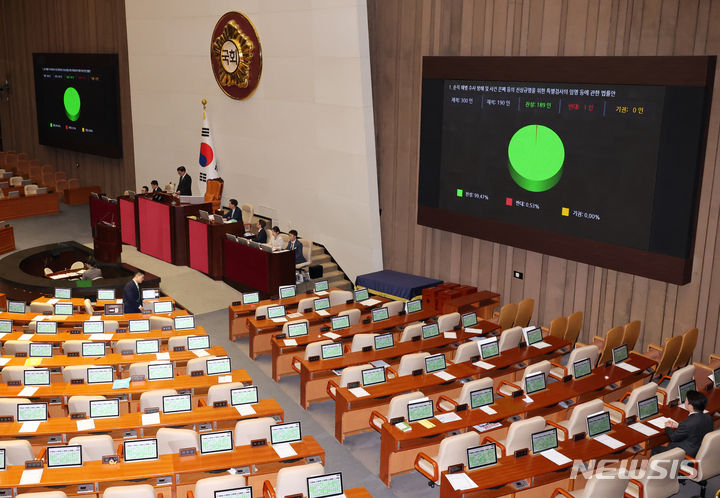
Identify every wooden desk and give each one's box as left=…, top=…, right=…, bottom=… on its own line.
left=0, top=326, right=207, bottom=345
left=247, top=298, right=390, bottom=359
left=0, top=225, right=15, bottom=255
left=188, top=218, right=246, bottom=280
left=63, top=185, right=101, bottom=205
left=223, top=238, right=295, bottom=296
left=117, top=195, right=137, bottom=246
left=377, top=353, right=656, bottom=486
left=441, top=291, right=500, bottom=317
left=0, top=309, right=189, bottom=326
left=32, top=295, right=176, bottom=309
left=0, top=192, right=59, bottom=220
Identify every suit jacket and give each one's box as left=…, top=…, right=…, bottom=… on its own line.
left=664, top=411, right=714, bottom=457
left=223, top=207, right=242, bottom=222
left=286, top=239, right=306, bottom=264
left=177, top=174, right=192, bottom=196
left=253, top=229, right=267, bottom=244
left=152, top=187, right=163, bottom=193
left=122, top=280, right=141, bottom=314
left=81, top=267, right=102, bottom=281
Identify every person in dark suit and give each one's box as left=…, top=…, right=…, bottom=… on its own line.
left=151, top=180, right=162, bottom=193
left=651, top=390, right=713, bottom=457
left=222, top=199, right=243, bottom=222
left=141, top=186, right=149, bottom=194
left=286, top=229, right=306, bottom=264
left=252, top=219, right=268, bottom=243
left=176, top=166, right=192, bottom=196
left=122, top=271, right=145, bottom=314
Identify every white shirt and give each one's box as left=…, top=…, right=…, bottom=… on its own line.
left=271, top=234, right=284, bottom=250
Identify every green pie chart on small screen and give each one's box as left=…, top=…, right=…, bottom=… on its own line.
left=63, top=87, right=81, bottom=122
left=508, top=124, right=565, bottom=192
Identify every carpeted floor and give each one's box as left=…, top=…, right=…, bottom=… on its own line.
left=3, top=203, right=718, bottom=497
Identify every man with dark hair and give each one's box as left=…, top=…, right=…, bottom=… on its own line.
left=122, top=270, right=145, bottom=314
left=141, top=186, right=149, bottom=194
left=286, top=229, right=306, bottom=264
left=253, top=219, right=268, bottom=243
left=651, top=390, right=713, bottom=457
left=222, top=199, right=242, bottom=222
left=151, top=180, right=162, bottom=193
left=176, top=166, right=192, bottom=196
left=81, top=257, right=102, bottom=281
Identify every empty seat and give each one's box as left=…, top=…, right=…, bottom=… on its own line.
left=102, top=485, right=155, bottom=498
left=4, top=341, right=31, bottom=356
left=192, top=475, right=247, bottom=498
left=551, top=468, right=628, bottom=497
left=234, top=417, right=275, bottom=446
left=338, top=308, right=361, bottom=325
left=498, top=326, right=523, bottom=352
left=550, top=344, right=599, bottom=380
left=68, top=435, right=114, bottom=461
left=438, top=377, right=493, bottom=412
left=370, top=392, right=425, bottom=432
left=397, top=352, right=430, bottom=376
left=62, top=365, right=94, bottom=383
left=70, top=261, right=84, bottom=270
left=0, top=439, right=34, bottom=465
left=680, top=430, right=720, bottom=497
left=550, top=398, right=605, bottom=441
left=328, top=290, right=353, bottom=307
left=156, top=428, right=199, bottom=455
left=381, top=300, right=404, bottom=317
left=484, top=416, right=546, bottom=457
left=350, top=333, right=377, bottom=352
left=496, top=302, right=518, bottom=330
left=149, top=316, right=173, bottom=330
left=624, top=447, right=684, bottom=498
left=17, top=493, right=67, bottom=498
left=399, top=323, right=422, bottom=343
left=497, top=360, right=552, bottom=397
left=263, top=462, right=324, bottom=498
left=29, top=302, right=54, bottom=314
left=327, top=363, right=374, bottom=399
left=207, top=382, right=245, bottom=406
left=437, top=312, right=461, bottom=332
left=0, top=398, right=32, bottom=417
left=68, top=395, right=106, bottom=415
left=304, top=340, right=333, bottom=360
left=564, top=311, right=584, bottom=344
left=62, top=340, right=84, bottom=356
left=68, top=178, right=80, bottom=189
left=415, top=431, right=481, bottom=484
left=139, top=389, right=178, bottom=412
left=295, top=298, right=314, bottom=314
left=1, top=365, right=31, bottom=383
left=606, top=382, right=658, bottom=423
left=451, top=341, right=480, bottom=364
left=513, top=298, right=534, bottom=327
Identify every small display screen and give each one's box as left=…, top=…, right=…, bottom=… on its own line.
left=531, top=428, right=558, bottom=454
left=104, top=303, right=123, bottom=316
left=462, top=312, right=478, bottom=328
left=321, top=343, right=343, bottom=360
left=55, top=288, right=71, bottom=299
left=187, top=335, right=210, bottom=350
left=525, top=327, right=543, bottom=345
left=214, top=488, right=252, bottom=498
left=123, top=439, right=158, bottom=462
left=679, top=380, right=696, bottom=403
left=8, top=301, right=26, bottom=313
left=136, top=339, right=159, bottom=354
left=128, top=319, right=150, bottom=332
left=524, top=372, right=546, bottom=394
left=362, top=367, right=386, bottom=386
left=287, top=322, right=308, bottom=338
left=330, top=315, right=350, bottom=331
left=153, top=301, right=174, bottom=314
left=371, top=307, right=389, bottom=322
left=573, top=358, right=592, bottom=379
left=714, top=367, right=720, bottom=388
left=54, top=302, right=73, bottom=315
left=87, top=366, right=114, bottom=384
left=36, top=321, right=58, bottom=334
left=0, top=319, right=11, bottom=333
left=24, top=368, right=50, bottom=385
left=0, top=449, right=5, bottom=470
left=162, top=393, right=192, bottom=413
left=207, top=357, right=231, bottom=375
left=406, top=299, right=423, bottom=314
left=421, top=323, right=440, bottom=339
left=637, top=396, right=659, bottom=421
left=313, top=298, right=330, bottom=311
left=83, top=321, right=105, bottom=334
left=587, top=411, right=612, bottom=438
left=242, top=292, right=259, bottom=305
left=270, top=422, right=301, bottom=444
left=17, top=402, right=48, bottom=422
left=374, top=333, right=394, bottom=350
left=467, top=443, right=497, bottom=470
left=314, top=280, right=329, bottom=292
left=612, top=344, right=629, bottom=364
left=174, top=316, right=195, bottom=330
left=425, top=354, right=446, bottom=373
left=407, top=399, right=434, bottom=423
left=231, top=386, right=258, bottom=406
left=142, top=288, right=160, bottom=299
left=89, top=399, right=119, bottom=418
left=279, top=285, right=296, bottom=299
left=470, top=387, right=494, bottom=409
left=97, top=289, right=115, bottom=301
left=354, top=288, right=369, bottom=302
left=479, top=338, right=499, bottom=360
left=267, top=305, right=285, bottom=319
left=147, top=362, right=174, bottom=381
left=307, top=473, right=344, bottom=498
left=29, top=343, right=52, bottom=357
left=47, top=445, right=82, bottom=468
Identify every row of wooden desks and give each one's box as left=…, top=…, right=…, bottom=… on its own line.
left=0, top=326, right=208, bottom=344
left=0, top=309, right=189, bottom=326
left=32, top=295, right=175, bottom=308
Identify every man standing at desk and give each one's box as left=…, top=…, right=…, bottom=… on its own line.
left=223, top=199, right=242, bottom=222
left=123, top=271, right=145, bottom=313
left=286, top=230, right=306, bottom=264
left=176, top=166, right=192, bottom=196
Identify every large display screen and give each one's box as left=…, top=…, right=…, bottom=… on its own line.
left=32, top=53, right=122, bottom=157
left=418, top=56, right=715, bottom=284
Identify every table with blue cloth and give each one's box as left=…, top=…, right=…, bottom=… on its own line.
left=355, top=270, right=443, bottom=301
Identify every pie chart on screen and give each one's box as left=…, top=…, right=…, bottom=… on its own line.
left=64, top=87, right=81, bottom=122
left=508, top=124, right=565, bottom=192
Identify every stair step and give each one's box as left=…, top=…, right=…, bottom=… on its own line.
left=332, top=280, right=353, bottom=291
left=320, top=262, right=337, bottom=272
left=311, top=246, right=324, bottom=256
left=313, top=254, right=331, bottom=265
left=324, top=270, right=344, bottom=280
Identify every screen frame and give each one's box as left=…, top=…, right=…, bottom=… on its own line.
left=424, top=353, right=446, bottom=373
left=478, top=337, right=500, bottom=360
left=147, top=362, right=174, bottom=381
left=97, top=289, right=115, bottom=301
left=24, top=368, right=50, bottom=385
left=270, top=421, right=302, bottom=445
left=54, top=302, right=73, bottom=315
left=187, top=335, right=210, bottom=351
left=152, top=301, right=174, bottom=314
left=206, top=357, right=231, bottom=375
left=314, top=280, right=329, bottom=292
left=173, top=315, right=195, bottom=330
left=214, top=488, right=253, bottom=498
left=330, top=315, right=350, bottom=331
left=469, top=387, right=494, bottom=409
left=373, top=333, right=394, bottom=350
left=230, top=386, right=258, bottom=406
left=266, top=305, right=285, bottom=318
left=286, top=322, right=308, bottom=338
left=637, top=396, right=659, bottom=421
left=612, top=344, right=629, bottom=364
left=531, top=427, right=559, bottom=454
left=421, top=323, right=440, bottom=339
left=123, top=438, right=159, bottom=462
left=46, top=444, right=83, bottom=468
left=586, top=411, right=612, bottom=438
left=407, top=399, right=434, bottom=423
left=29, top=342, right=53, bottom=358
left=82, top=320, right=105, bottom=334
left=307, top=472, right=344, bottom=498
left=466, top=443, right=498, bottom=470
left=278, top=285, right=296, bottom=299
left=371, top=307, right=389, bottom=322
left=199, top=430, right=234, bottom=455
left=128, top=319, right=150, bottom=332
left=89, top=398, right=120, bottom=419
left=573, top=357, right=593, bottom=379
left=524, top=371, right=547, bottom=394
left=678, top=380, right=696, bottom=403
left=320, top=342, right=343, bottom=360
left=7, top=301, right=26, bottom=313
left=54, top=288, right=72, bottom=299
left=86, top=366, right=114, bottom=384
left=361, top=366, right=386, bottom=387
left=242, top=292, right=259, bottom=305
left=17, top=402, right=48, bottom=422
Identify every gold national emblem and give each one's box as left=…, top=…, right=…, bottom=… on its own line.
left=210, top=12, right=262, bottom=100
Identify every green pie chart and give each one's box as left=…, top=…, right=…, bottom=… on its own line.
left=63, top=87, right=81, bottom=122
left=508, top=124, right=564, bottom=192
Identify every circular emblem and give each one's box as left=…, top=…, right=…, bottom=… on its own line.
left=211, top=11, right=262, bottom=100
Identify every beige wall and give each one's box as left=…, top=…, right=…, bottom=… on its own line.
left=125, top=0, right=382, bottom=280
left=368, top=0, right=720, bottom=362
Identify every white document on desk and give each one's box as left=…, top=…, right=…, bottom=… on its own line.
left=47, top=299, right=59, bottom=305
left=323, top=332, right=340, bottom=340
left=444, top=332, right=457, bottom=339
left=629, top=422, right=659, bottom=436
left=287, top=312, right=303, bottom=319
left=370, top=360, right=390, bottom=368
left=19, top=421, right=41, bottom=433
left=360, top=298, right=382, bottom=306
left=472, top=360, right=494, bottom=370
left=272, top=443, right=297, bottom=459
left=235, top=404, right=256, bottom=416
left=0, top=358, right=9, bottom=366
left=18, top=387, right=39, bottom=397
left=480, top=405, right=497, bottom=415
left=283, top=339, right=297, bottom=347
left=18, top=334, right=33, bottom=341
left=77, top=418, right=96, bottom=431
left=89, top=333, right=114, bottom=341
left=434, top=371, right=456, bottom=381
left=594, top=434, right=624, bottom=449
left=271, top=317, right=288, bottom=323
left=0, top=333, right=6, bottom=340
left=616, top=362, right=641, bottom=372
left=540, top=448, right=572, bottom=466
left=315, top=291, right=329, bottom=296
left=218, top=375, right=233, bottom=384
left=19, top=468, right=43, bottom=485
left=89, top=316, right=103, bottom=321
left=532, top=341, right=552, bottom=349
left=155, top=352, right=171, bottom=361
left=315, top=310, right=330, bottom=316
left=435, top=412, right=461, bottom=424
left=142, top=412, right=161, bottom=426
left=192, top=349, right=210, bottom=358
left=31, top=315, right=46, bottom=322
left=349, top=387, right=370, bottom=398
left=464, top=327, right=483, bottom=334
left=446, top=473, right=478, bottom=491
left=648, top=416, right=675, bottom=429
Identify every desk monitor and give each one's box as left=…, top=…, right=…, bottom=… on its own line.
left=573, top=357, right=593, bottom=379
left=207, top=357, right=231, bottom=375
left=524, top=327, right=543, bottom=346
left=314, top=280, right=329, bottom=293
left=136, top=338, right=159, bottom=354
left=242, top=292, right=259, bottom=305
left=612, top=344, right=629, bottom=364
left=29, top=342, right=52, bottom=358
left=353, top=288, right=369, bottom=302
left=36, top=187, right=48, bottom=194
left=424, top=353, right=446, bottom=373
left=462, top=312, right=478, bottom=328
left=7, top=191, right=18, bottom=198
left=89, top=398, right=120, bottom=419
left=187, top=335, right=210, bottom=351
left=307, top=472, right=344, bottom=498
left=279, top=285, right=296, bottom=299
left=123, top=438, right=158, bottom=462
left=313, top=297, right=330, bottom=311
left=198, top=210, right=210, bottom=221
left=320, top=342, right=343, bottom=360
left=267, top=305, right=285, bottom=319
left=407, top=399, right=434, bottom=423
left=330, top=315, right=350, bottom=331
left=54, top=302, right=73, bottom=316
left=270, top=421, right=302, bottom=445
left=524, top=371, right=547, bottom=395
left=371, top=307, right=389, bottom=322
left=7, top=301, right=25, bottom=314
left=153, top=300, right=174, bottom=314
left=83, top=320, right=105, bottom=334
left=679, top=380, right=696, bottom=403
left=0, top=448, right=5, bottom=470
left=587, top=411, right=612, bottom=438
left=421, top=323, right=440, bottom=340
left=467, top=443, right=498, bottom=470
left=87, top=366, right=114, bottom=384
left=35, top=321, right=58, bottom=334
left=104, top=303, right=123, bottom=316
left=128, top=319, right=150, bottom=333
left=361, top=366, right=386, bottom=387
left=147, top=362, right=174, bottom=381
left=215, top=488, right=252, bottom=498
left=174, top=315, right=195, bottom=330
left=714, top=367, right=720, bottom=388
left=373, top=333, right=394, bottom=350
left=637, top=396, right=659, bottom=421
left=231, top=386, right=258, bottom=406
left=24, top=368, right=50, bottom=385
left=17, top=402, right=48, bottom=422
left=0, top=319, right=11, bottom=333
left=531, top=428, right=558, bottom=454
left=470, top=387, right=494, bottom=409
left=162, top=393, right=192, bottom=413
left=97, top=289, right=115, bottom=301
left=478, top=338, right=499, bottom=360
left=287, top=321, right=308, bottom=338
left=405, top=299, right=423, bottom=314
left=142, top=288, right=160, bottom=300
left=47, top=445, right=82, bottom=468
left=54, top=288, right=71, bottom=299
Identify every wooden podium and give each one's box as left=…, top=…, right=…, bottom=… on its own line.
left=93, top=221, right=121, bottom=263
left=223, top=238, right=295, bottom=296
left=188, top=218, right=246, bottom=279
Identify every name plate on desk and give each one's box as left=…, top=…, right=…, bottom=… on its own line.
left=71, top=379, right=84, bottom=385
left=448, top=464, right=464, bottom=474
left=143, top=407, right=159, bottom=414
left=161, top=326, right=172, bottom=331
left=15, top=352, right=26, bottom=358
left=191, top=370, right=204, bottom=377
left=8, top=381, right=20, bottom=386
left=121, top=350, right=133, bottom=356
left=412, top=369, right=423, bottom=376
left=131, top=375, right=145, bottom=382
left=68, top=352, right=79, bottom=358
left=256, top=315, right=266, bottom=321
left=512, top=389, right=524, bottom=398
left=362, top=318, right=371, bottom=324
left=514, top=448, right=528, bottom=458
left=456, top=404, right=468, bottom=412
left=179, top=447, right=197, bottom=457
left=0, top=416, right=13, bottom=423
left=362, top=346, right=372, bottom=353
left=574, top=432, right=586, bottom=441
left=70, top=330, right=81, bottom=334
left=213, top=401, right=227, bottom=408
left=308, top=356, right=319, bottom=362
left=115, top=329, right=127, bottom=334
left=232, top=301, right=242, bottom=306
left=142, top=309, right=152, bottom=315
left=390, top=416, right=404, bottom=425
left=275, top=333, right=286, bottom=339
left=102, top=455, right=119, bottom=464
left=251, top=438, right=267, bottom=447
left=347, top=381, right=360, bottom=389
left=25, top=460, right=43, bottom=469
left=71, top=412, right=87, bottom=420
left=173, top=346, right=185, bottom=352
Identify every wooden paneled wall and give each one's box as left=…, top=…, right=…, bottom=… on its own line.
left=367, top=0, right=720, bottom=363
left=0, top=0, right=135, bottom=197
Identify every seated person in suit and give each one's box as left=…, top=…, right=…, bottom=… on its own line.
left=286, top=229, right=306, bottom=264
left=252, top=219, right=268, bottom=243
left=81, top=257, right=102, bottom=281
left=141, top=186, right=149, bottom=194
left=151, top=180, right=162, bottom=193
left=122, top=271, right=145, bottom=314
left=270, top=226, right=285, bottom=251
left=176, top=166, right=192, bottom=196
left=651, top=390, right=713, bottom=457
left=222, top=198, right=243, bottom=222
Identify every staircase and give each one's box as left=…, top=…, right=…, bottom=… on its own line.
left=308, top=244, right=353, bottom=291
